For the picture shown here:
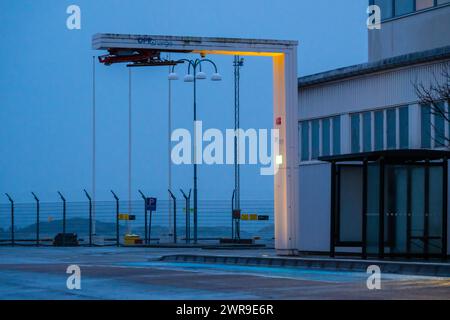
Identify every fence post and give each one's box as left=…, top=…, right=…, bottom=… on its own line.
left=168, top=190, right=177, bottom=244
left=231, top=190, right=235, bottom=240
left=111, top=190, right=119, bottom=247
left=5, top=194, right=14, bottom=246
left=84, top=189, right=92, bottom=246
left=31, top=192, right=40, bottom=246
left=180, top=189, right=191, bottom=244
left=57, top=192, right=66, bottom=246
left=138, top=190, right=147, bottom=245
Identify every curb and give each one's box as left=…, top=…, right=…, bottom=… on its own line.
left=159, top=254, right=450, bottom=277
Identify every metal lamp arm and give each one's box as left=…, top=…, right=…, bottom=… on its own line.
left=199, top=59, right=219, bottom=73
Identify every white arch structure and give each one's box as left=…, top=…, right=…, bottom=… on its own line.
left=92, top=34, right=299, bottom=254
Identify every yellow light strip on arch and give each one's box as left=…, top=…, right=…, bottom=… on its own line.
left=193, top=50, right=283, bottom=57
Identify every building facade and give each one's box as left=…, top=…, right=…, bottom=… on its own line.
left=296, top=0, right=450, bottom=259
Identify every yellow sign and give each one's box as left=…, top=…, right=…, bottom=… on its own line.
left=118, top=213, right=129, bottom=220
left=241, top=214, right=258, bottom=221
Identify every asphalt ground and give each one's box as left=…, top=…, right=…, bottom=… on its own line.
left=0, top=247, right=449, bottom=299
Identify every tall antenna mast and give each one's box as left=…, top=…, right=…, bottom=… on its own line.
left=233, top=55, right=244, bottom=239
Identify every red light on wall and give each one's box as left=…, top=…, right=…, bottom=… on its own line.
left=276, top=117, right=282, bottom=125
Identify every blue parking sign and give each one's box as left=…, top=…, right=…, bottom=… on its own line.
left=146, top=197, right=157, bottom=211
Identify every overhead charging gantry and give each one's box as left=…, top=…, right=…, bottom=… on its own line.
left=93, top=33, right=299, bottom=255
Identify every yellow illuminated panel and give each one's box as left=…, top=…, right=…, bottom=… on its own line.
left=193, top=50, right=283, bottom=57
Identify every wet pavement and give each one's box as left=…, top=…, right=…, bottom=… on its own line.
left=0, top=246, right=449, bottom=299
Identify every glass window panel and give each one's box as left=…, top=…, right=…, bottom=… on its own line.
left=332, top=116, right=341, bottom=155
left=374, top=111, right=384, bottom=150
left=434, top=102, right=446, bottom=147
left=363, top=112, right=372, bottom=152
left=437, top=0, right=450, bottom=5
left=301, top=121, right=310, bottom=161
left=386, top=109, right=397, bottom=149
left=421, top=105, right=431, bottom=148
left=395, top=0, right=415, bottom=16
left=375, top=0, right=394, bottom=19
left=366, top=163, right=380, bottom=255
left=351, top=114, right=360, bottom=153
left=399, top=106, right=409, bottom=149
left=429, top=167, right=443, bottom=254
left=416, top=0, right=434, bottom=10
left=322, top=118, right=330, bottom=156
left=311, top=120, right=320, bottom=160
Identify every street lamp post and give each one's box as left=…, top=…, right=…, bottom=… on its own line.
left=169, top=58, right=222, bottom=243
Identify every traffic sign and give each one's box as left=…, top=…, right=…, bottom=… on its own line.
left=146, top=197, right=157, bottom=211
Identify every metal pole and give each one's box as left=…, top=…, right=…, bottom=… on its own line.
left=168, top=59, right=173, bottom=238
left=330, top=163, right=336, bottom=258
left=138, top=190, right=147, bottom=245
left=180, top=189, right=191, bottom=244
left=5, top=194, right=14, bottom=246
left=128, top=68, right=132, bottom=235
left=424, top=159, right=430, bottom=260
left=193, top=61, right=198, bottom=244
left=111, top=190, right=119, bottom=247
left=442, top=157, right=448, bottom=261
left=31, top=192, right=40, bottom=246
left=168, top=190, right=177, bottom=244
left=233, top=56, right=243, bottom=217
left=57, top=191, right=66, bottom=246
left=92, top=56, right=97, bottom=236
left=362, top=159, right=368, bottom=259
left=84, top=190, right=92, bottom=246
left=231, top=190, right=235, bottom=239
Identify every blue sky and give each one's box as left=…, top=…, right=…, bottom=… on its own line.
left=0, top=0, right=368, bottom=203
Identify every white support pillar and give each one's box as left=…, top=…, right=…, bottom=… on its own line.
left=273, top=49, right=299, bottom=254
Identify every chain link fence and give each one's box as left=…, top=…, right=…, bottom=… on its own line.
left=0, top=198, right=274, bottom=247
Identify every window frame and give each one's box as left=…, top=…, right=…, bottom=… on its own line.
left=299, top=115, right=342, bottom=163
left=349, top=105, right=410, bottom=153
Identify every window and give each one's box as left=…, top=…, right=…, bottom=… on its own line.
left=333, top=116, right=341, bottom=155
left=374, top=111, right=384, bottom=151
left=301, top=121, right=309, bottom=161
left=363, top=112, right=372, bottom=152
left=351, top=106, right=409, bottom=152
left=311, top=120, right=320, bottom=160
left=395, top=0, right=415, bottom=16
left=399, top=106, right=409, bottom=148
left=416, top=0, right=434, bottom=10
left=421, top=104, right=431, bottom=148
left=386, top=109, right=397, bottom=149
left=420, top=102, right=450, bottom=149
left=351, top=114, right=360, bottom=153
left=437, top=0, right=450, bottom=5
left=299, top=116, right=341, bottom=162
left=322, top=118, right=330, bottom=156
left=374, top=0, right=394, bottom=19
left=434, top=102, right=446, bottom=147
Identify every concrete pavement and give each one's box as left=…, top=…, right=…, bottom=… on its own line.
left=0, top=246, right=449, bottom=299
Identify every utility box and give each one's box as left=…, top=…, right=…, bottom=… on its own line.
left=124, top=234, right=143, bottom=246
